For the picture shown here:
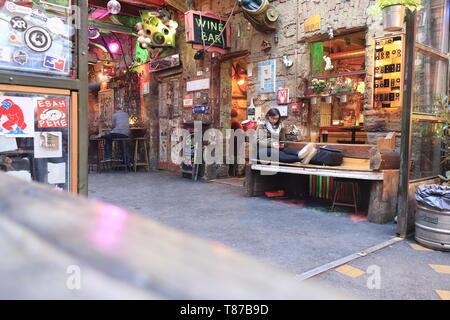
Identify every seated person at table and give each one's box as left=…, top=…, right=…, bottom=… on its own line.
left=103, top=106, right=130, bottom=161
left=257, top=108, right=314, bottom=163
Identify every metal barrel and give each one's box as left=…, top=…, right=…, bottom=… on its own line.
left=415, top=202, right=450, bottom=251
left=383, top=5, right=406, bottom=32
left=241, top=0, right=279, bottom=32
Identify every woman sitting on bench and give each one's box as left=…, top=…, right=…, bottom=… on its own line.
left=257, top=108, right=308, bottom=163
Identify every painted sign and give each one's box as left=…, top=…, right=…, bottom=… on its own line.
left=258, top=60, right=276, bottom=93
left=37, top=100, right=68, bottom=128
left=305, top=16, right=321, bottom=33
left=187, top=78, right=210, bottom=92
left=183, top=94, right=193, bottom=108
left=193, top=105, right=208, bottom=113
left=185, top=10, right=231, bottom=54
left=277, top=88, right=289, bottom=104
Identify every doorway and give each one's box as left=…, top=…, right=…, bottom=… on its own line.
left=228, top=56, right=248, bottom=177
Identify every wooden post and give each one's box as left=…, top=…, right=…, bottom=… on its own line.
left=368, top=171, right=400, bottom=224
left=397, top=10, right=417, bottom=237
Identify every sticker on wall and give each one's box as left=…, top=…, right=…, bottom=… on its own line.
left=0, top=135, right=18, bottom=152
left=47, top=162, right=66, bottom=184
left=24, top=26, right=52, bottom=52
left=193, top=105, right=208, bottom=113
left=258, top=60, right=276, bottom=93
left=0, top=97, right=35, bottom=137
left=12, top=50, right=28, bottom=65
left=8, top=33, right=23, bottom=46
left=10, top=16, right=27, bottom=32
left=0, top=46, right=12, bottom=62
left=277, top=88, right=289, bottom=104
left=43, top=54, right=66, bottom=71
left=5, top=2, right=33, bottom=15
left=46, top=17, right=65, bottom=35
left=30, top=9, right=49, bottom=26
left=37, top=100, right=68, bottom=128
left=34, top=131, right=62, bottom=158
left=183, top=94, right=193, bottom=108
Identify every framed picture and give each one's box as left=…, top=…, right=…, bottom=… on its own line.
left=98, top=89, right=114, bottom=125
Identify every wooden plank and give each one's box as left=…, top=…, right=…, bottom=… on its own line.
left=0, top=173, right=348, bottom=299
left=377, top=132, right=396, bottom=150
left=251, top=159, right=374, bottom=172
left=0, top=85, right=70, bottom=96
left=70, top=92, right=78, bottom=194
left=367, top=171, right=400, bottom=224
left=251, top=164, right=385, bottom=181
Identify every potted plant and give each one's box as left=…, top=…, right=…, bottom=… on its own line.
left=372, top=0, right=423, bottom=32
left=414, top=95, right=450, bottom=251
left=310, top=79, right=327, bottom=104
left=331, top=78, right=355, bottom=103
left=435, top=95, right=450, bottom=183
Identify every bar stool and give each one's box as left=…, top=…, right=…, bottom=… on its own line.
left=331, top=178, right=359, bottom=214
left=111, top=138, right=131, bottom=172
left=133, top=137, right=150, bottom=172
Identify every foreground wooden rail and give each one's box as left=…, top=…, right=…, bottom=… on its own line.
left=0, top=172, right=351, bottom=299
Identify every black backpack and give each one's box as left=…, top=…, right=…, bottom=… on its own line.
left=309, top=146, right=343, bottom=166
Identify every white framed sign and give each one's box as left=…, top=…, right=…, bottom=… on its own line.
left=187, top=78, right=210, bottom=92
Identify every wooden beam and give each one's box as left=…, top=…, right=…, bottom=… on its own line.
left=397, top=10, right=417, bottom=238
left=370, top=149, right=400, bottom=170
left=251, top=164, right=386, bottom=180
left=0, top=173, right=348, bottom=299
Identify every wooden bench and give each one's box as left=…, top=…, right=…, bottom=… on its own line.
left=246, top=135, right=400, bottom=224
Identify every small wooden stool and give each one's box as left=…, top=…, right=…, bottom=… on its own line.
left=133, top=137, right=150, bottom=172
left=331, top=178, right=359, bottom=214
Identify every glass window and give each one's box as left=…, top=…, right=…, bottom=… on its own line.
left=413, top=51, right=448, bottom=114
left=410, top=119, right=443, bottom=180
left=311, top=31, right=366, bottom=76
left=416, top=0, right=449, bottom=52
left=0, top=0, right=77, bottom=78
left=0, top=91, right=71, bottom=190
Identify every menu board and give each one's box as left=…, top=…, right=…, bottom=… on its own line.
left=0, top=1, right=74, bottom=77
left=373, top=35, right=405, bottom=109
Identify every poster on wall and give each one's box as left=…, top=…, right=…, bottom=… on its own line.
left=98, top=89, right=114, bottom=124
left=0, top=2, right=73, bottom=77
left=258, top=60, right=276, bottom=93
left=37, top=99, right=68, bottom=128
left=0, top=96, right=35, bottom=137
left=34, top=131, right=62, bottom=158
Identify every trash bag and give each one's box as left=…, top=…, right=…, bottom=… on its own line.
left=415, top=184, right=450, bottom=211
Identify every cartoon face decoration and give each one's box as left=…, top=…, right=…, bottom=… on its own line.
left=40, top=108, right=65, bottom=121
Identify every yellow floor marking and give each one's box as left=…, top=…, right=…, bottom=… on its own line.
left=335, top=264, right=366, bottom=278
left=429, top=264, right=450, bottom=274
left=410, top=243, right=433, bottom=252
left=435, top=290, right=450, bottom=300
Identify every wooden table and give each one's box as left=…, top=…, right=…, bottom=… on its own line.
left=340, top=126, right=364, bottom=144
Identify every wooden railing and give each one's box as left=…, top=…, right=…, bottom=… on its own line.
left=0, top=172, right=352, bottom=299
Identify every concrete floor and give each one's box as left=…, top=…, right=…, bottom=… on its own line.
left=88, top=170, right=450, bottom=300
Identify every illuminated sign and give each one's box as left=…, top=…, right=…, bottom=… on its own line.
left=185, top=10, right=231, bottom=54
